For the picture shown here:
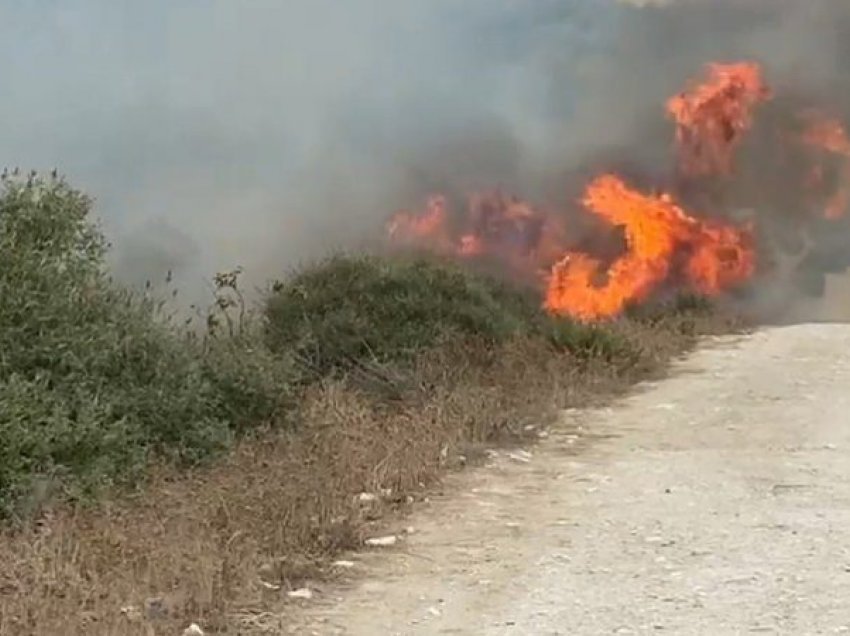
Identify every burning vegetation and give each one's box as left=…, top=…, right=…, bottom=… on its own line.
left=385, top=61, right=850, bottom=321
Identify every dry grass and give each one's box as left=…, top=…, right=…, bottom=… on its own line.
left=0, top=312, right=735, bottom=635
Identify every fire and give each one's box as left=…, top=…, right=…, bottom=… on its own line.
left=387, top=191, right=562, bottom=280
left=385, top=58, right=850, bottom=321
left=798, top=112, right=850, bottom=156
left=387, top=175, right=754, bottom=322
left=387, top=195, right=452, bottom=253
left=544, top=175, right=753, bottom=320
left=666, top=62, right=770, bottom=177
left=796, top=110, right=850, bottom=219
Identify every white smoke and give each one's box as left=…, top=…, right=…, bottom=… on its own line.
left=1, top=0, right=849, bottom=319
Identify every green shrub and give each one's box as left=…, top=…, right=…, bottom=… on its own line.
left=0, top=174, right=289, bottom=517
left=542, top=319, right=640, bottom=364
left=263, top=253, right=644, bottom=376
left=624, top=290, right=715, bottom=324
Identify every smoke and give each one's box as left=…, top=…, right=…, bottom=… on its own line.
left=1, top=1, right=849, bottom=319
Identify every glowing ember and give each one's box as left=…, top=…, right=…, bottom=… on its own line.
left=667, top=62, right=770, bottom=177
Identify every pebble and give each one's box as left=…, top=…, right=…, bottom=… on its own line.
left=365, top=535, right=398, bottom=547
left=509, top=451, right=533, bottom=464
left=288, top=588, right=314, bottom=600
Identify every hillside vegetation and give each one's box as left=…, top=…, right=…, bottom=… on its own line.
left=0, top=174, right=736, bottom=635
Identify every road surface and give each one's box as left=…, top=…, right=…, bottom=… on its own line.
left=286, top=325, right=850, bottom=635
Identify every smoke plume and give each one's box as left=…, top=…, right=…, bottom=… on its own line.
left=1, top=1, right=850, bottom=319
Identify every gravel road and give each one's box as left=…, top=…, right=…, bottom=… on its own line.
left=287, top=325, right=850, bottom=635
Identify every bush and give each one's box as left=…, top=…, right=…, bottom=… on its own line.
left=0, top=174, right=289, bottom=518
left=263, top=253, right=644, bottom=376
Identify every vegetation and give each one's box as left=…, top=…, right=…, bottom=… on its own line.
left=264, top=253, right=640, bottom=376
left=0, top=173, right=738, bottom=635
left=0, top=174, right=292, bottom=518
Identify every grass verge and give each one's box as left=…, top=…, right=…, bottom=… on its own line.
left=0, top=175, right=742, bottom=635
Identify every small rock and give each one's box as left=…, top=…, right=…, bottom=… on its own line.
left=365, top=535, right=398, bottom=547
left=380, top=487, right=393, bottom=497
left=260, top=580, right=281, bottom=590
left=427, top=606, right=442, bottom=617
left=183, top=624, right=205, bottom=636
left=404, top=526, right=416, bottom=535
left=119, top=605, right=143, bottom=623
left=288, top=588, right=314, bottom=600
left=357, top=492, right=378, bottom=504
left=332, top=560, right=356, bottom=568
left=508, top=450, right=532, bottom=464
left=538, top=431, right=550, bottom=439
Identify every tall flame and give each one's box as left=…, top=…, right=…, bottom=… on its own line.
left=385, top=59, right=850, bottom=321
left=544, top=175, right=753, bottom=320
left=666, top=62, right=770, bottom=177
left=796, top=110, right=850, bottom=219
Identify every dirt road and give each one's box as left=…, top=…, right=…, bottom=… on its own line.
left=287, top=325, right=850, bottom=635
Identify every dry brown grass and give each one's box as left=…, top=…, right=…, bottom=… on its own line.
left=0, top=314, right=736, bottom=635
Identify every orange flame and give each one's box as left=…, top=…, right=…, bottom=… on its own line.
left=387, top=175, right=754, bottom=322
left=667, top=62, right=770, bottom=177
left=385, top=59, right=850, bottom=322
left=544, top=175, right=754, bottom=320
left=796, top=110, right=850, bottom=219
left=387, top=191, right=561, bottom=277
left=387, top=195, right=452, bottom=252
